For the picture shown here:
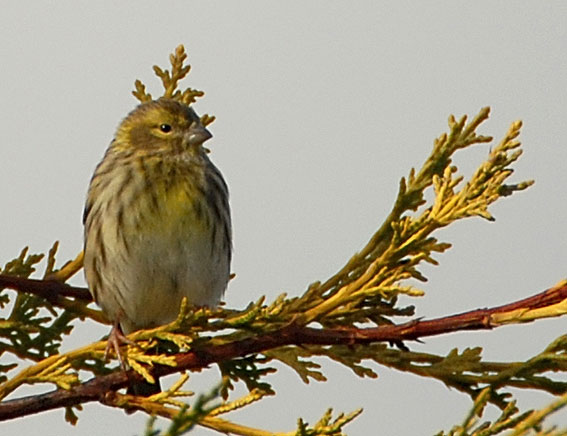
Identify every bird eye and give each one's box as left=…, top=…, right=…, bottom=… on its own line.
left=159, top=124, right=172, bottom=133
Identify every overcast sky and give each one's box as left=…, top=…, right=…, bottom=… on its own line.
left=1, top=2, right=567, bottom=435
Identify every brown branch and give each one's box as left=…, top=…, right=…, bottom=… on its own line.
left=0, top=274, right=106, bottom=322
left=0, top=275, right=92, bottom=302
left=1, top=282, right=566, bottom=421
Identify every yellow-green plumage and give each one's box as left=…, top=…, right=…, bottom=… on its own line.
left=83, top=99, right=231, bottom=335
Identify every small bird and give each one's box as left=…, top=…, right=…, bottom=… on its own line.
left=83, top=98, right=232, bottom=395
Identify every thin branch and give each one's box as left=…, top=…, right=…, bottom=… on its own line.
left=0, top=274, right=105, bottom=323
left=1, top=282, right=566, bottom=421
left=0, top=275, right=91, bottom=301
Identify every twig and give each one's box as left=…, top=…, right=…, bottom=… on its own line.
left=0, top=275, right=91, bottom=302
left=0, top=274, right=105, bottom=322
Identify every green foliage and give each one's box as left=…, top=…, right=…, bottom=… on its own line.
left=295, top=409, right=363, bottom=436
left=0, top=246, right=79, bottom=365
left=0, top=45, right=565, bottom=435
left=143, top=383, right=222, bottom=436
left=219, top=356, right=276, bottom=398
left=437, top=388, right=567, bottom=436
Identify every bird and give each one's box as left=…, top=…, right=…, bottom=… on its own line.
left=83, top=98, right=232, bottom=395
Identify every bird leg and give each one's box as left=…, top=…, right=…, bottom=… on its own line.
left=104, top=321, right=161, bottom=397
left=105, top=320, right=137, bottom=370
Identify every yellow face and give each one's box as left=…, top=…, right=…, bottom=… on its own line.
left=114, top=99, right=211, bottom=153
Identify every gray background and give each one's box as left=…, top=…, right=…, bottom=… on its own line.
left=1, top=2, right=566, bottom=435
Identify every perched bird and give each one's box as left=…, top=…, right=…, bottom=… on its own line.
left=83, top=98, right=232, bottom=394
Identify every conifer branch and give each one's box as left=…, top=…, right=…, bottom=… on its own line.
left=1, top=281, right=566, bottom=421
left=0, top=274, right=103, bottom=322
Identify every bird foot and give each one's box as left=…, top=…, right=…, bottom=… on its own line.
left=105, top=321, right=137, bottom=370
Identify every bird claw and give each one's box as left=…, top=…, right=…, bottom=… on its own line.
left=105, top=322, right=137, bottom=370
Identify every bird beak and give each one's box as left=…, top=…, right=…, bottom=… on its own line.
left=187, top=124, right=212, bottom=146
